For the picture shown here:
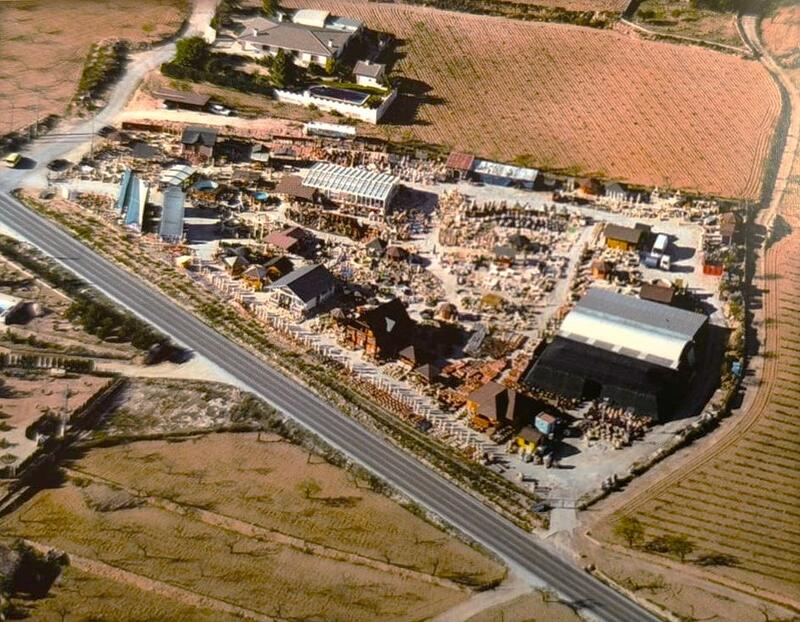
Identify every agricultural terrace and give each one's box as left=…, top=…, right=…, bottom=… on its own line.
left=595, top=117, right=800, bottom=604
left=1, top=429, right=506, bottom=621
left=761, top=1, right=800, bottom=68
left=0, top=0, right=189, bottom=136
left=282, top=0, right=780, bottom=200
left=630, top=0, right=744, bottom=47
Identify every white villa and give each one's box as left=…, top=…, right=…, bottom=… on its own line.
left=233, top=9, right=362, bottom=68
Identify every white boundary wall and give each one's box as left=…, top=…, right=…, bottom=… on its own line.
left=273, top=88, right=397, bottom=124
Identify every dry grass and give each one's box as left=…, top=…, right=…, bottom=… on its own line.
left=1, top=480, right=470, bottom=621
left=631, top=0, right=743, bottom=47
left=0, top=0, right=189, bottom=134
left=0, top=431, right=507, bottom=620
left=466, top=592, right=582, bottom=622
left=761, top=1, right=800, bottom=68
left=10, top=566, right=235, bottom=622
left=280, top=0, right=780, bottom=199
left=76, top=433, right=505, bottom=585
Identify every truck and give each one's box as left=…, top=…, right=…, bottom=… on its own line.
left=652, top=233, right=669, bottom=255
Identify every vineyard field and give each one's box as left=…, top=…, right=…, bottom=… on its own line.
left=283, top=1, right=780, bottom=199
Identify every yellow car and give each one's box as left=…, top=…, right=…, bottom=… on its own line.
left=3, top=153, right=22, bottom=168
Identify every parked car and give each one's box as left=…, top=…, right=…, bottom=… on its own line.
left=532, top=502, right=551, bottom=514
left=4, top=153, right=22, bottom=168
left=209, top=104, right=232, bottom=116
left=46, top=158, right=71, bottom=171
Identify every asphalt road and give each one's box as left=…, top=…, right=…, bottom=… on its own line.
left=0, top=190, right=659, bottom=622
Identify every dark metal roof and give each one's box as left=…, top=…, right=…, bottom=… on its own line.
left=523, top=336, right=679, bottom=419
left=268, top=264, right=335, bottom=303
left=152, top=88, right=210, bottom=107
left=181, top=126, right=218, bottom=146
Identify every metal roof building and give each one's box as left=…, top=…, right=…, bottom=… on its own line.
left=558, top=288, right=707, bottom=370
left=523, top=289, right=709, bottom=420
left=472, top=159, right=539, bottom=188
left=158, top=185, right=185, bottom=243
left=116, top=169, right=149, bottom=232
left=302, top=163, right=400, bottom=212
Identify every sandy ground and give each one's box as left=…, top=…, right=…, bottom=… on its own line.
left=0, top=374, right=110, bottom=469
left=0, top=0, right=189, bottom=135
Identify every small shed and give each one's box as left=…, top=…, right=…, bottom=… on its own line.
left=353, top=60, right=386, bottom=89
left=152, top=88, right=210, bottom=111
left=445, top=152, right=475, bottom=180
left=604, top=224, right=645, bottom=251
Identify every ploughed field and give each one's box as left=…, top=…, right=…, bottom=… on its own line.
left=0, top=0, right=188, bottom=135
left=283, top=0, right=781, bottom=200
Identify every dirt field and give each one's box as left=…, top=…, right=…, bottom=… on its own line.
left=276, top=0, right=779, bottom=200
left=0, top=433, right=503, bottom=620
left=74, top=432, right=505, bottom=585
left=630, top=0, right=743, bottom=47
left=761, top=1, right=800, bottom=68
left=0, top=0, right=189, bottom=135
left=466, top=592, right=582, bottom=622
left=582, top=70, right=800, bottom=619
left=97, top=379, right=253, bottom=437
left=10, top=566, right=233, bottom=622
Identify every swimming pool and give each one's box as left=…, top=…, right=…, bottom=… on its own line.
left=308, top=86, right=369, bottom=106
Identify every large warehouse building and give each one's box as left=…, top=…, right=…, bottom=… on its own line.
left=301, top=163, right=399, bottom=213
left=524, top=289, right=708, bottom=420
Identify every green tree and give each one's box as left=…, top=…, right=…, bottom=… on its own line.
left=270, top=49, right=293, bottom=88
left=663, top=535, right=694, bottom=563
left=262, top=0, right=278, bottom=17
left=297, top=478, right=321, bottom=499
left=613, top=515, right=645, bottom=548
left=174, top=36, right=209, bottom=69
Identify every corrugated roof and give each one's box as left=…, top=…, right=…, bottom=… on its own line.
left=302, top=162, right=398, bottom=203
left=445, top=151, right=475, bottom=172
left=523, top=336, right=678, bottom=419
left=159, top=185, right=185, bottom=239
left=558, top=289, right=706, bottom=369
left=472, top=159, right=538, bottom=183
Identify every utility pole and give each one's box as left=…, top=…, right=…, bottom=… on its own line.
left=90, top=110, right=95, bottom=160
